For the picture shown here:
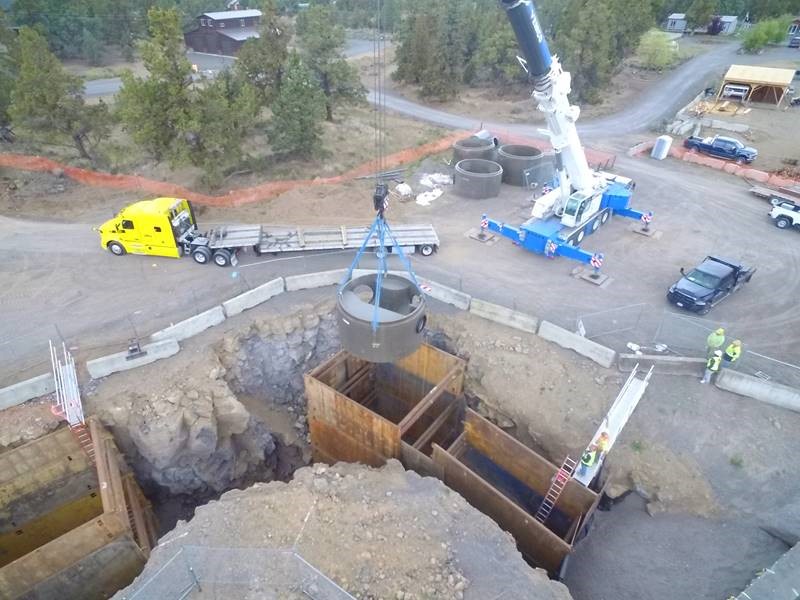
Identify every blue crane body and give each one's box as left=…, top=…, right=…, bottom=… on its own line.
left=488, top=0, right=651, bottom=265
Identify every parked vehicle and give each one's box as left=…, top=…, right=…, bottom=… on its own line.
left=96, top=198, right=440, bottom=266
left=683, top=135, right=758, bottom=163
left=769, top=198, right=800, bottom=230
left=788, top=36, right=800, bottom=48
left=667, top=256, right=755, bottom=315
left=721, top=83, right=750, bottom=100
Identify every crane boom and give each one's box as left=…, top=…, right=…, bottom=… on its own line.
left=500, top=0, right=597, bottom=222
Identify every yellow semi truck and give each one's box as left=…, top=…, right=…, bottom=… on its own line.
left=98, top=197, right=440, bottom=267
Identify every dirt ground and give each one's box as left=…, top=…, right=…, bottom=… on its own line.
left=701, top=102, right=800, bottom=173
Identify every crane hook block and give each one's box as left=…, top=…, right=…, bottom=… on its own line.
left=337, top=273, right=427, bottom=363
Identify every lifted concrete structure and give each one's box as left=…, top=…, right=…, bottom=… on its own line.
left=305, top=344, right=602, bottom=574
left=0, top=418, right=157, bottom=599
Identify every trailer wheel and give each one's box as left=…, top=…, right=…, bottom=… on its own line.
left=419, top=244, right=434, bottom=257
left=192, top=247, right=212, bottom=265
left=213, top=249, right=232, bottom=267
left=107, top=241, right=126, bottom=256
left=601, top=211, right=610, bottom=224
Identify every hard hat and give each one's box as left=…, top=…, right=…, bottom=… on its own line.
left=715, top=328, right=725, bottom=334
left=599, top=432, right=609, bottom=439
left=714, top=350, right=722, bottom=356
left=733, top=340, right=741, bottom=346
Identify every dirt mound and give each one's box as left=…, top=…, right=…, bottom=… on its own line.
left=116, top=460, right=572, bottom=600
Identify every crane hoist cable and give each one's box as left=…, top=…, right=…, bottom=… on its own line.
left=335, top=0, right=427, bottom=363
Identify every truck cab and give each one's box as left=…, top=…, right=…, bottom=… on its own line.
left=667, top=256, right=755, bottom=314
left=98, top=198, right=195, bottom=258
left=770, top=199, right=800, bottom=230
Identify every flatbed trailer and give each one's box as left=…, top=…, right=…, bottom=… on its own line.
left=749, top=185, right=800, bottom=204
left=200, top=223, right=440, bottom=258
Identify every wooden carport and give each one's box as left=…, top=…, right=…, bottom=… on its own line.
left=717, top=64, right=796, bottom=106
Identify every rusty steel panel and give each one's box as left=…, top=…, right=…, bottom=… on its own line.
left=382, top=344, right=465, bottom=403
left=400, top=442, right=443, bottom=479
left=463, top=410, right=596, bottom=519
left=432, top=444, right=570, bottom=573
left=305, top=374, right=401, bottom=465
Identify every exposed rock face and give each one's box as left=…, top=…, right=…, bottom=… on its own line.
left=117, top=461, right=573, bottom=600
left=97, top=375, right=276, bottom=496
left=216, top=302, right=340, bottom=408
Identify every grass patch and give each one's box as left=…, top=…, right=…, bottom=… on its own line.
left=729, top=454, right=744, bottom=468
left=631, top=440, right=645, bottom=453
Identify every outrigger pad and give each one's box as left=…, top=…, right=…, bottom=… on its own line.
left=337, top=273, right=427, bottom=363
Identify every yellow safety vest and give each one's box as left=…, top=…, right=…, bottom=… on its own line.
left=581, top=449, right=598, bottom=467
left=707, top=355, right=721, bottom=371
left=724, top=344, right=741, bottom=361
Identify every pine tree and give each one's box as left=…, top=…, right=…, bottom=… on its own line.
left=686, top=0, right=717, bottom=30
left=81, top=27, right=102, bottom=66
left=297, top=4, right=365, bottom=121
left=0, top=9, right=17, bottom=127
left=235, top=0, right=289, bottom=107
left=116, top=7, right=194, bottom=162
left=268, top=53, right=326, bottom=157
left=9, top=27, right=110, bottom=161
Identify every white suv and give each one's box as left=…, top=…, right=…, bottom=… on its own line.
left=770, top=199, right=800, bottom=230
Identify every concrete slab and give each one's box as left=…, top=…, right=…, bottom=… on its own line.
left=716, top=369, right=800, bottom=413
left=734, top=543, right=800, bottom=600
left=579, top=271, right=609, bottom=286
left=466, top=227, right=500, bottom=245
left=618, top=353, right=706, bottom=376
left=285, top=269, right=347, bottom=292
left=150, top=305, right=226, bottom=343
left=469, top=298, right=538, bottom=334
left=222, top=277, right=285, bottom=317
left=537, top=320, right=617, bottom=368
left=0, top=373, right=55, bottom=410
left=87, top=339, right=180, bottom=380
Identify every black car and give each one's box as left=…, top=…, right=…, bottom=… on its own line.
left=667, top=256, right=755, bottom=315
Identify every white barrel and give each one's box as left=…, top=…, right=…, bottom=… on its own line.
left=650, top=135, right=673, bottom=160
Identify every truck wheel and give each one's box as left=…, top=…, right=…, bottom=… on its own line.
left=419, top=244, right=434, bottom=257
left=775, top=216, right=792, bottom=229
left=107, top=241, right=126, bottom=256
left=601, top=211, right=610, bottom=224
left=575, top=229, right=585, bottom=244
left=213, top=249, right=232, bottom=267
left=192, top=247, right=212, bottom=264
left=698, top=305, right=711, bottom=315
left=591, top=219, right=600, bottom=232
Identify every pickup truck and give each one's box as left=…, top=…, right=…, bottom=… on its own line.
left=770, top=198, right=800, bottom=230
left=667, top=256, right=755, bottom=315
left=683, top=135, right=758, bottom=164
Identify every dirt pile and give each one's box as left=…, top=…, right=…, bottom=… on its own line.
left=116, top=460, right=572, bottom=600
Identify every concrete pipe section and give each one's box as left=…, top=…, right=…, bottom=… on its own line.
left=452, top=134, right=498, bottom=162
left=497, top=144, right=543, bottom=186
left=337, top=273, right=427, bottom=363
left=453, top=159, right=504, bottom=199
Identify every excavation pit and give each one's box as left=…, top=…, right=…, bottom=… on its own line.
left=305, top=343, right=603, bottom=574
left=0, top=420, right=156, bottom=598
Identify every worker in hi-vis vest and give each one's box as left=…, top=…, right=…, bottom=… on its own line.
left=706, top=328, right=725, bottom=356
left=579, top=431, right=610, bottom=475
left=723, top=340, right=742, bottom=367
left=701, top=350, right=723, bottom=384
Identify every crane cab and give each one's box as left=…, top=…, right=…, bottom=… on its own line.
left=561, top=190, right=602, bottom=228
left=97, top=198, right=196, bottom=258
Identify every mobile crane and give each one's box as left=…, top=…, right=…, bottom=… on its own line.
left=487, top=0, right=652, bottom=265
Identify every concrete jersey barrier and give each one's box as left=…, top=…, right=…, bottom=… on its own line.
left=618, top=353, right=705, bottom=375
left=223, top=277, right=285, bottom=317
left=285, top=269, right=348, bottom=292
left=87, top=339, right=181, bottom=380
left=150, top=305, right=226, bottom=343
left=537, top=320, right=616, bottom=369
left=0, top=373, right=55, bottom=410
left=716, top=369, right=800, bottom=414
left=468, top=299, right=538, bottom=334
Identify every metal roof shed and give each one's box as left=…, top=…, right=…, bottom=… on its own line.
left=718, top=65, right=796, bottom=106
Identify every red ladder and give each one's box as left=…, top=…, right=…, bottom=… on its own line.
left=51, top=405, right=95, bottom=464
left=535, top=456, right=577, bottom=524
